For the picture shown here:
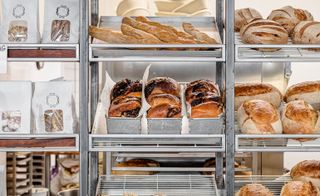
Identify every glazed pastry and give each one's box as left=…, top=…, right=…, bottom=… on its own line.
left=240, top=19, right=289, bottom=52
left=145, top=77, right=180, bottom=99
left=290, top=160, right=320, bottom=188
left=236, top=184, right=273, bottom=196
left=237, top=100, right=282, bottom=134
left=147, top=94, right=181, bottom=107
left=268, top=6, right=313, bottom=34
left=147, top=104, right=181, bottom=118
left=185, top=79, right=220, bottom=103
left=108, top=96, right=141, bottom=117
left=110, top=79, right=142, bottom=101
left=280, top=181, right=319, bottom=196
left=235, top=8, right=263, bottom=32
left=191, top=101, right=223, bottom=118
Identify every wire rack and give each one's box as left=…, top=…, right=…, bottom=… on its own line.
left=96, top=175, right=219, bottom=196
left=235, top=175, right=292, bottom=196
left=235, top=33, right=320, bottom=62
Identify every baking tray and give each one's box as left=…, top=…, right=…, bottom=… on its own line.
left=147, top=118, right=182, bottom=134
left=107, top=117, right=141, bottom=134
left=189, top=115, right=225, bottom=134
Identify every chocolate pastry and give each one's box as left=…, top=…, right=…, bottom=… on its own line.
left=191, top=101, right=223, bottom=118
left=147, top=94, right=181, bottom=107
left=147, top=103, right=181, bottom=118
left=145, top=77, right=180, bottom=99
left=110, top=79, right=142, bottom=101
left=185, top=79, right=220, bottom=103
left=108, top=96, right=141, bottom=117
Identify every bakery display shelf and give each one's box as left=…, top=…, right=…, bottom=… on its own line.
left=235, top=134, right=320, bottom=152
left=113, top=152, right=252, bottom=158
left=96, top=175, right=219, bottom=196
left=90, top=16, right=224, bottom=62
left=0, top=134, right=79, bottom=152
left=89, top=134, right=225, bottom=152
left=235, top=175, right=291, bottom=196
left=235, top=33, right=320, bottom=62
left=1, top=43, right=79, bottom=62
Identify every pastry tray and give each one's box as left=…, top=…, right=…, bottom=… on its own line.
left=90, top=16, right=225, bottom=62
left=189, top=115, right=224, bottom=134
left=147, top=118, right=182, bottom=134
left=107, top=117, right=141, bottom=134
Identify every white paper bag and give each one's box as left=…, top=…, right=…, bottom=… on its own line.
left=42, top=0, right=79, bottom=43
left=0, top=81, right=32, bottom=134
left=0, top=0, right=40, bottom=43
left=32, top=81, right=77, bottom=134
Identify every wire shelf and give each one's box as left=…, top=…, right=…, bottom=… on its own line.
left=235, top=175, right=292, bottom=196
left=235, top=134, right=320, bottom=152
left=89, top=134, right=225, bottom=152
left=96, top=175, right=219, bottom=196
left=235, top=33, right=320, bottom=62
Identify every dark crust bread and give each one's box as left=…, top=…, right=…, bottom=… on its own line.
left=281, top=181, right=319, bottom=196
left=147, top=93, right=181, bottom=107
left=290, top=160, right=320, bottom=179
left=147, top=104, right=181, bottom=118
left=108, top=96, right=141, bottom=117
left=237, top=184, right=273, bottom=196
left=284, top=81, right=320, bottom=101
left=185, top=79, right=220, bottom=103
left=145, top=77, right=180, bottom=99
left=111, top=79, right=142, bottom=101
left=235, top=83, right=282, bottom=97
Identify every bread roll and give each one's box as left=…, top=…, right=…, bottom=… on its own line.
left=292, top=21, right=320, bottom=51
left=185, top=79, right=220, bottom=104
left=240, top=19, right=289, bottom=52
left=235, top=83, right=282, bottom=110
left=284, top=81, right=320, bottom=110
left=290, top=160, right=320, bottom=188
left=108, top=96, right=141, bottom=117
left=236, top=184, right=273, bottom=196
left=147, top=104, right=181, bottom=118
left=191, top=101, right=223, bottom=118
left=280, top=181, right=320, bottom=196
left=111, top=79, right=142, bottom=101
left=145, top=77, right=180, bottom=99
left=235, top=8, right=263, bottom=32
left=147, top=94, right=181, bottom=107
left=237, top=100, right=282, bottom=134
left=112, top=159, right=160, bottom=175
left=268, top=6, right=314, bottom=34
left=282, top=100, right=318, bottom=139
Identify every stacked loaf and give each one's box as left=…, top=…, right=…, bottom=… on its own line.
left=108, top=79, right=142, bottom=118
left=145, top=77, right=182, bottom=118
left=185, top=79, right=223, bottom=118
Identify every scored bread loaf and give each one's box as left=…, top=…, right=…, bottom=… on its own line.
left=236, top=184, right=274, bottom=196
left=240, top=19, right=289, bottom=52
left=235, top=83, right=282, bottom=110
left=281, top=100, right=318, bottom=141
left=237, top=100, right=282, bottom=134
left=290, top=160, right=320, bottom=188
left=292, top=21, right=320, bottom=51
left=268, top=6, right=314, bottom=34
left=284, top=81, right=320, bottom=110
left=235, top=8, right=263, bottom=32
left=280, top=181, right=320, bottom=196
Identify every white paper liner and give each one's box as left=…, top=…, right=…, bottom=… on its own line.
left=180, top=84, right=189, bottom=134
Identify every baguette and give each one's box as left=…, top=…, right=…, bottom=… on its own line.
left=182, top=22, right=220, bottom=44
left=121, top=23, right=164, bottom=44
left=89, top=26, right=138, bottom=44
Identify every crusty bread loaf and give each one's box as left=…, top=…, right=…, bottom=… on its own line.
left=202, top=158, right=252, bottom=176
left=235, top=83, right=282, bottom=110
left=240, top=19, right=289, bottom=52
left=282, top=100, right=318, bottom=141
left=182, top=22, right=220, bottom=44
left=89, top=26, right=139, bottom=44
left=280, top=181, right=320, bottom=196
left=236, top=184, right=273, bottom=196
left=290, top=160, right=320, bottom=188
left=191, top=101, right=223, bottom=118
left=292, top=21, right=320, bottom=51
left=235, top=8, right=263, bottom=32
left=284, top=81, right=320, bottom=110
left=268, top=6, right=314, bottom=34
left=121, top=23, right=164, bottom=44
left=112, top=159, right=160, bottom=175
left=237, top=100, right=282, bottom=134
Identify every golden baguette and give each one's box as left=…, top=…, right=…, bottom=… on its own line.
left=121, top=23, right=164, bottom=44
left=89, top=26, right=138, bottom=44
left=182, top=22, right=220, bottom=44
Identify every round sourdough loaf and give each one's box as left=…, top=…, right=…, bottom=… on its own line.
left=235, top=8, right=263, bottom=32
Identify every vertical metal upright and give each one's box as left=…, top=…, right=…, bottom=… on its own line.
left=225, top=0, right=235, bottom=195
left=80, top=0, right=89, bottom=194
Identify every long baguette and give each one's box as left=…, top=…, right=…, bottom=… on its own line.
left=121, top=23, right=164, bottom=44
left=89, top=26, right=138, bottom=44
left=182, top=22, right=220, bottom=44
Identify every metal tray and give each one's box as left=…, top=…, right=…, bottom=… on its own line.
left=107, top=117, right=141, bottom=134
left=189, top=115, right=224, bottom=134
left=147, top=118, right=182, bottom=134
